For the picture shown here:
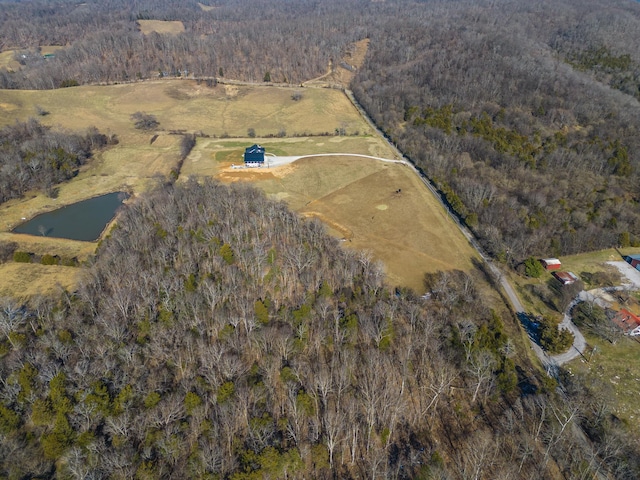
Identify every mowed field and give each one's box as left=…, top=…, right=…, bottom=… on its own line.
left=185, top=141, right=478, bottom=292
left=137, top=20, right=185, bottom=35
left=0, top=79, right=474, bottom=296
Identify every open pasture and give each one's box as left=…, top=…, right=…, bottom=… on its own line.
left=137, top=20, right=185, bottom=35
left=195, top=147, right=478, bottom=291
left=0, top=79, right=470, bottom=294
left=0, top=80, right=369, bottom=139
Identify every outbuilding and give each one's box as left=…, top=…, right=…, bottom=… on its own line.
left=552, top=271, right=578, bottom=285
left=612, top=308, right=640, bottom=336
left=244, top=144, right=265, bottom=165
left=540, top=258, right=562, bottom=270
left=624, top=254, right=640, bottom=271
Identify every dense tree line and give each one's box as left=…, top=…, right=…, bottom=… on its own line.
left=0, top=180, right=637, bottom=478
left=0, top=119, right=112, bottom=203
left=0, top=0, right=369, bottom=88
left=351, top=0, right=640, bottom=262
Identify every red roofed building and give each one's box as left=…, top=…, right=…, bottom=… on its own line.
left=612, top=309, right=640, bottom=336
left=540, top=258, right=561, bottom=270
left=552, top=271, right=578, bottom=285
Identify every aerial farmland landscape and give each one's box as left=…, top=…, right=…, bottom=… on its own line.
left=1, top=0, right=640, bottom=478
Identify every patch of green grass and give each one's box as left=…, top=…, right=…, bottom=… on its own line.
left=569, top=334, right=640, bottom=429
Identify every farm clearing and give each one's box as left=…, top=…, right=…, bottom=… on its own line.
left=0, top=79, right=475, bottom=295
left=137, top=20, right=185, bottom=35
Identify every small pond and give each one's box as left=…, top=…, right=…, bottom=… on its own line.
left=13, top=192, right=128, bottom=241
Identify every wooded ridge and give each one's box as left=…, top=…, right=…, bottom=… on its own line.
left=2, top=0, right=640, bottom=477
left=1, top=180, right=636, bottom=478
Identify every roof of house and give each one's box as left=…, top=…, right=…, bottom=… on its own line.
left=541, top=258, right=561, bottom=265
left=245, top=144, right=265, bottom=154
left=612, top=308, right=640, bottom=333
left=552, top=271, right=578, bottom=284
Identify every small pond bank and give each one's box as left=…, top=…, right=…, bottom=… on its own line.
left=12, top=192, right=128, bottom=241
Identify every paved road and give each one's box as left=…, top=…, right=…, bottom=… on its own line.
left=343, top=89, right=587, bottom=371
left=239, top=86, right=587, bottom=372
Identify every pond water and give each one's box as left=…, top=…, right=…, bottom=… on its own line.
left=13, top=192, right=128, bottom=241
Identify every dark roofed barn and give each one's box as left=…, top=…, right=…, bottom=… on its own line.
left=244, top=144, right=265, bottom=165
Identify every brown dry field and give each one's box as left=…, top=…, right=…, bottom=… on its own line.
left=0, top=263, right=83, bottom=298
left=0, top=80, right=472, bottom=295
left=209, top=154, right=478, bottom=292
left=137, top=20, right=185, bottom=35
left=0, top=80, right=368, bottom=138
left=0, top=50, right=20, bottom=71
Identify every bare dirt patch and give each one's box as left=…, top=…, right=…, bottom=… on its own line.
left=198, top=2, right=216, bottom=11
left=305, top=39, right=370, bottom=88
left=137, top=20, right=185, bottom=35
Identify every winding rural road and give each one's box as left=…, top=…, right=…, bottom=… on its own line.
left=239, top=84, right=588, bottom=372
left=342, top=89, right=588, bottom=371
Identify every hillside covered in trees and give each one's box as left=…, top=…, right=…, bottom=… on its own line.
left=0, top=119, right=112, bottom=203
left=2, top=0, right=640, bottom=262
left=1, top=180, right=637, bottom=478
left=2, top=0, right=640, bottom=478
left=352, top=0, right=640, bottom=262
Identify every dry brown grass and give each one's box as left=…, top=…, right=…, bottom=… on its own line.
left=0, top=263, right=83, bottom=299
left=137, top=20, right=185, bottom=35
left=0, top=81, right=471, bottom=295
left=213, top=155, right=478, bottom=292
left=40, top=46, right=65, bottom=55
left=0, top=50, right=20, bottom=72
left=0, top=80, right=369, bottom=139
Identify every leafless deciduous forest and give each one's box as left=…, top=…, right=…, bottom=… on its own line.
left=0, top=119, right=113, bottom=202
left=2, top=0, right=640, bottom=262
left=1, top=180, right=637, bottom=478
left=2, top=0, right=640, bottom=478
